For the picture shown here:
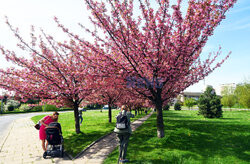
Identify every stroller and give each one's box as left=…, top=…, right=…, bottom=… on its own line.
left=43, top=122, right=64, bottom=159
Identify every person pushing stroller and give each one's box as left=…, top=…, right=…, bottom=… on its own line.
left=43, top=121, right=64, bottom=158
left=39, top=112, right=59, bottom=154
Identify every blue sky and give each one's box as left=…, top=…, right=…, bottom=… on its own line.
left=186, top=0, right=250, bottom=93
left=0, top=0, right=249, bottom=95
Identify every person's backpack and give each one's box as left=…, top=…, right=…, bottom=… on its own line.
left=116, top=112, right=128, bottom=129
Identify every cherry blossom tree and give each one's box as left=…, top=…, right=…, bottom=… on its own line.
left=0, top=19, right=95, bottom=133
left=85, top=77, right=124, bottom=123
left=117, top=91, right=145, bottom=111
left=70, top=0, right=236, bottom=138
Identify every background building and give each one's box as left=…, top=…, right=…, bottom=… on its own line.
left=179, top=92, right=203, bottom=102
left=219, top=83, right=237, bottom=95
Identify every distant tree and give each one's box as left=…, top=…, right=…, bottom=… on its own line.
left=0, top=95, right=8, bottom=114
left=220, top=85, right=236, bottom=109
left=86, top=77, right=124, bottom=123
left=221, top=95, right=237, bottom=109
left=198, top=86, right=222, bottom=118
left=234, top=83, right=250, bottom=109
left=184, top=97, right=196, bottom=110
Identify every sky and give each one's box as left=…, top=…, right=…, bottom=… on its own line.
left=0, top=0, right=249, bottom=95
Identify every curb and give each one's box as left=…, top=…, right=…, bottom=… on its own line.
left=72, top=132, right=114, bottom=160
left=0, top=119, right=15, bottom=152
left=72, top=111, right=153, bottom=160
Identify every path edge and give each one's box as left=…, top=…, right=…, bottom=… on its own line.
left=73, top=111, right=154, bottom=160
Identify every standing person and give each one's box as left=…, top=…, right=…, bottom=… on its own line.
left=39, top=111, right=59, bottom=156
left=114, top=105, right=134, bottom=163
left=79, top=108, right=83, bottom=124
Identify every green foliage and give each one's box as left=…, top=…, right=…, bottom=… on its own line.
left=184, top=98, right=197, bottom=109
left=221, top=95, right=237, bottom=108
left=104, top=110, right=250, bottom=164
left=33, top=105, right=43, bottom=111
left=174, top=102, right=181, bottom=111
left=221, top=85, right=237, bottom=109
left=42, top=104, right=58, bottom=111
left=235, top=83, right=250, bottom=109
left=198, top=86, right=222, bottom=118
left=4, top=99, right=20, bottom=111
left=19, top=104, right=33, bottom=111
left=0, top=101, right=2, bottom=114
left=85, top=103, right=102, bottom=110
left=163, top=104, right=170, bottom=111
left=22, top=98, right=40, bottom=104
left=2, top=96, right=7, bottom=104
left=7, top=105, right=14, bottom=111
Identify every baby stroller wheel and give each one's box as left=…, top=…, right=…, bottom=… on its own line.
left=60, top=150, right=64, bottom=157
left=43, top=151, right=47, bottom=159
left=60, top=145, right=64, bottom=157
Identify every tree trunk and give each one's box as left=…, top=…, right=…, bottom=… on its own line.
left=0, top=99, right=4, bottom=114
left=108, top=103, right=112, bottom=123
left=73, top=102, right=81, bottom=134
left=155, top=93, right=165, bottom=138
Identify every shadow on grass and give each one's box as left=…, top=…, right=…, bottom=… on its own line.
left=63, top=113, right=147, bottom=157
left=64, top=130, right=112, bottom=157
left=104, top=111, right=250, bottom=164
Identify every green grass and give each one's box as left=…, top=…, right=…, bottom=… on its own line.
left=104, top=110, right=250, bottom=164
left=31, top=110, right=147, bottom=157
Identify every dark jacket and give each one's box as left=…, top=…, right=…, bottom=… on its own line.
left=114, top=110, right=134, bottom=134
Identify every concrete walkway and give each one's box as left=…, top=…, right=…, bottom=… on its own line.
left=0, top=112, right=153, bottom=164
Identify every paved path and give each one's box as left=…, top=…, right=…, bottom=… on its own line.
left=0, top=117, right=72, bottom=164
left=74, top=112, right=153, bottom=164
left=0, top=112, right=153, bottom=164
left=0, top=112, right=67, bottom=142
left=0, top=111, right=71, bottom=150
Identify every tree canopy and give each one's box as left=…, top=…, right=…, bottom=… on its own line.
left=0, top=0, right=238, bottom=137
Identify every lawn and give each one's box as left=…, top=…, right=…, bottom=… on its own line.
left=104, top=110, right=250, bottom=164
left=31, top=109, right=147, bottom=157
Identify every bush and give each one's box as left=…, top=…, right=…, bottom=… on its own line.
left=33, top=105, right=43, bottom=111
left=4, top=100, right=20, bottom=111
left=42, top=104, right=58, bottom=111
left=174, top=102, right=181, bottom=111
left=85, top=103, right=103, bottom=110
left=7, top=105, right=15, bottom=111
left=163, top=104, right=170, bottom=110
left=184, top=98, right=197, bottom=110
left=19, top=104, right=33, bottom=111
left=198, top=86, right=223, bottom=118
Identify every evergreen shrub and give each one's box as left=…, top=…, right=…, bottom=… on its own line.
left=198, top=86, right=223, bottom=118
left=174, top=102, right=181, bottom=111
